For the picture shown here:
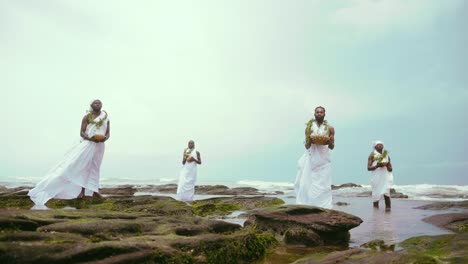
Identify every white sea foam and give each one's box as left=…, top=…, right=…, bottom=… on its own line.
left=2, top=176, right=466, bottom=201
left=236, top=180, right=294, bottom=193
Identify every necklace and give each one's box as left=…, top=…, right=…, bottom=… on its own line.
left=184, top=148, right=194, bottom=155
left=305, top=119, right=329, bottom=145
left=87, top=111, right=108, bottom=129
left=372, top=150, right=389, bottom=162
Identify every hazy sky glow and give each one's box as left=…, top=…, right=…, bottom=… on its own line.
left=2, top=0, right=467, bottom=185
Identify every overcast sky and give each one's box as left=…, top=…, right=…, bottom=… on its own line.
left=1, top=0, right=467, bottom=186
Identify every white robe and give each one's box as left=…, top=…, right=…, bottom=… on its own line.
left=28, top=112, right=109, bottom=208
left=176, top=149, right=198, bottom=202
left=295, top=121, right=332, bottom=209
left=370, top=150, right=393, bottom=202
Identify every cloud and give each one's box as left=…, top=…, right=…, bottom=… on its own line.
left=330, top=0, right=464, bottom=32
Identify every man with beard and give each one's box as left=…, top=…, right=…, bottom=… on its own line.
left=28, top=99, right=110, bottom=209
left=294, top=106, right=335, bottom=209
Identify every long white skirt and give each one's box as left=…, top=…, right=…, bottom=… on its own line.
left=176, top=162, right=197, bottom=202
left=294, top=145, right=332, bottom=209
left=371, top=168, right=393, bottom=202
left=28, top=141, right=105, bottom=207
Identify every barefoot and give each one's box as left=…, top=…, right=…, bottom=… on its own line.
left=93, top=192, right=104, bottom=199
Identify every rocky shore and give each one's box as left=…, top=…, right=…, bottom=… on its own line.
left=0, top=185, right=361, bottom=263
left=1, top=184, right=466, bottom=263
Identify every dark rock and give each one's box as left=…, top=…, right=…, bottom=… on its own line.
left=245, top=205, right=362, bottom=246
left=0, top=216, right=41, bottom=231
left=192, top=196, right=284, bottom=217
left=137, top=184, right=278, bottom=195
left=195, top=185, right=229, bottom=194
left=422, top=213, right=468, bottom=233
left=354, top=189, right=408, bottom=199
left=335, top=202, right=350, bottom=206
left=100, top=186, right=137, bottom=196
left=137, top=184, right=178, bottom=193
left=415, top=200, right=468, bottom=210
left=294, top=233, right=468, bottom=264
left=284, top=227, right=323, bottom=246
left=208, top=220, right=242, bottom=234
left=331, top=183, right=362, bottom=190
left=175, top=226, right=205, bottom=236
left=390, top=188, right=408, bottom=198
left=0, top=186, right=32, bottom=197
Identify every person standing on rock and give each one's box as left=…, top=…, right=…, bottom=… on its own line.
left=295, top=106, right=335, bottom=209
left=28, top=99, right=110, bottom=209
left=176, top=140, right=201, bottom=202
left=368, top=140, right=393, bottom=210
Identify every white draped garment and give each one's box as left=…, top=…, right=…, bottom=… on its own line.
left=28, top=112, right=109, bottom=208
left=176, top=149, right=198, bottom=202
left=295, top=121, right=332, bottom=209
left=370, top=150, right=393, bottom=202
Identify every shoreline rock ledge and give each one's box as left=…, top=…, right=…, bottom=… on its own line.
left=245, top=205, right=363, bottom=247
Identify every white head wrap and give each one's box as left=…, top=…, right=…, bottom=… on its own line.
left=372, top=140, right=384, bottom=148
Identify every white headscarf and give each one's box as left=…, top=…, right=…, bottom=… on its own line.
left=372, top=140, right=384, bottom=148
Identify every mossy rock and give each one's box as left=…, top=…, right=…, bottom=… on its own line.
left=171, top=230, right=278, bottom=264
left=192, top=202, right=241, bottom=217
left=0, top=196, right=34, bottom=209
left=191, top=196, right=285, bottom=217
left=360, top=239, right=395, bottom=251
left=0, top=216, right=41, bottom=231
left=284, top=227, right=322, bottom=246
left=37, top=219, right=147, bottom=239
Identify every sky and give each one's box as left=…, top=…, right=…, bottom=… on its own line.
left=1, top=0, right=467, bottom=186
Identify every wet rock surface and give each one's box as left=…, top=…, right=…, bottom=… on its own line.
left=245, top=205, right=363, bottom=246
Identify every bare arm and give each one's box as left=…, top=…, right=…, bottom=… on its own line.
left=368, top=154, right=377, bottom=171
left=328, top=126, right=335, bottom=150
left=182, top=150, right=187, bottom=165
left=386, top=156, right=393, bottom=172
left=80, top=115, right=92, bottom=141
left=195, top=151, right=202, bottom=165
left=104, top=120, right=110, bottom=142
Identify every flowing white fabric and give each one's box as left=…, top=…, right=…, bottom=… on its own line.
left=28, top=112, right=109, bottom=208
left=370, top=149, right=393, bottom=202
left=295, top=121, right=332, bottom=209
left=176, top=148, right=198, bottom=202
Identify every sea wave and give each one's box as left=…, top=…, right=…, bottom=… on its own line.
left=235, top=181, right=467, bottom=201
left=2, top=176, right=467, bottom=201
left=236, top=180, right=294, bottom=192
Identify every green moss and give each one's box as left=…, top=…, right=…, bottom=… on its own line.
left=400, top=235, right=454, bottom=259
left=258, top=198, right=285, bottom=207
left=0, top=217, right=40, bottom=232
left=455, top=223, right=468, bottom=233
left=191, top=202, right=241, bottom=217
left=151, top=252, right=194, bottom=264
left=46, top=197, right=107, bottom=209
left=202, top=233, right=277, bottom=264
left=38, top=220, right=143, bottom=239
left=69, top=244, right=139, bottom=262
left=0, top=197, right=34, bottom=209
